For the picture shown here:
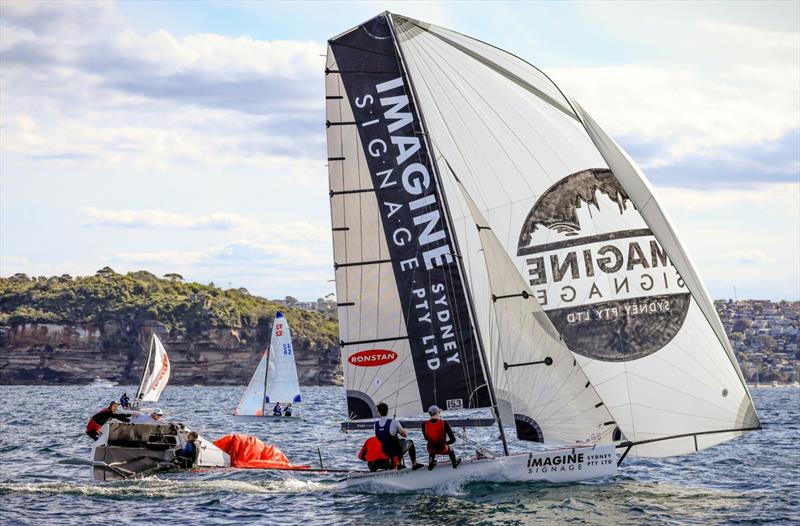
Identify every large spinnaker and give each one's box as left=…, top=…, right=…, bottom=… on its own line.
left=326, top=14, right=491, bottom=420
left=452, top=170, right=617, bottom=445
left=264, top=313, right=302, bottom=405
left=136, top=333, right=170, bottom=403
left=390, top=14, right=759, bottom=456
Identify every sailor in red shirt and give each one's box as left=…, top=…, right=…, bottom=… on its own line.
left=421, top=405, right=460, bottom=470
left=357, top=436, right=393, bottom=472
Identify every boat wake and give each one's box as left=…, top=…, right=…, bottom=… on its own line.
left=0, top=476, right=333, bottom=499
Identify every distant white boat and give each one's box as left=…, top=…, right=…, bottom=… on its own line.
left=133, top=333, right=171, bottom=406
left=233, top=312, right=302, bottom=421
left=89, top=378, right=117, bottom=388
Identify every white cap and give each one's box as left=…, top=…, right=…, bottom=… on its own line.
left=153, top=408, right=163, bottom=415
left=428, top=405, right=441, bottom=416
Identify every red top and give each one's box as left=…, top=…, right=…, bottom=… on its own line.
left=358, top=436, right=390, bottom=463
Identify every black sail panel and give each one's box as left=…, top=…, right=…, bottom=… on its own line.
left=328, top=14, right=489, bottom=417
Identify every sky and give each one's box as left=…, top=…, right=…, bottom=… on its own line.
left=1, top=1, right=798, bottom=301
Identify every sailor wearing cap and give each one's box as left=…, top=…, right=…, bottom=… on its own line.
left=421, top=405, right=460, bottom=470
left=131, top=407, right=167, bottom=424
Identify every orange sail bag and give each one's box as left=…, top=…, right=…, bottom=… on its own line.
left=213, top=434, right=310, bottom=470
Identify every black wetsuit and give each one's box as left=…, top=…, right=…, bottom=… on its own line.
left=85, top=408, right=131, bottom=440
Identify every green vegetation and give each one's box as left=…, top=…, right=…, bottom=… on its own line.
left=0, top=268, right=338, bottom=352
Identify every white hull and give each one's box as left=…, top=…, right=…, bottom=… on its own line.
left=91, top=422, right=229, bottom=481
left=340, top=444, right=616, bottom=491
left=233, top=414, right=301, bottom=422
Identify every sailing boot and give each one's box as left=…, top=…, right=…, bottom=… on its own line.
left=428, top=458, right=437, bottom=471
left=449, top=450, right=461, bottom=469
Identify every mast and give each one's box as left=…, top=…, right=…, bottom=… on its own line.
left=136, top=333, right=154, bottom=402
left=386, top=12, right=509, bottom=456
left=262, top=337, right=271, bottom=416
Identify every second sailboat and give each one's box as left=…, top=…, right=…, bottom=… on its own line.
left=233, top=312, right=302, bottom=421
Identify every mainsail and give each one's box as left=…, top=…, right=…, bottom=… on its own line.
left=380, top=13, right=760, bottom=456
left=135, top=333, right=170, bottom=403
left=235, top=312, right=301, bottom=416
left=326, top=16, right=492, bottom=420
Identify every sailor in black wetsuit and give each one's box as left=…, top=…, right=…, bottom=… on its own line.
left=374, top=402, right=423, bottom=470
left=85, top=401, right=131, bottom=440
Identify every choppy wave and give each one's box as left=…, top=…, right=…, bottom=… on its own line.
left=0, top=385, right=798, bottom=525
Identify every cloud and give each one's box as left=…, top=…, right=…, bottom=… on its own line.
left=83, top=208, right=249, bottom=230
left=721, top=250, right=777, bottom=264
left=110, top=240, right=333, bottom=298
left=0, top=254, right=29, bottom=273
left=1, top=1, right=326, bottom=169
left=551, top=20, right=799, bottom=170
left=656, top=183, right=799, bottom=211
left=81, top=207, right=330, bottom=242
left=622, top=130, right=800, bottom=187
left=555, top=62, right=799, bottom=167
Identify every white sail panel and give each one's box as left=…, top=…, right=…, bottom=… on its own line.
left=454, top=174, right=616, bottom=444
left=234, top=351, right=268, bottom=416
left=265, top=313, right=302, bottom=405
left=391, top=14, right=759, bottom=456
left=137, top=333, right=170, bottom=403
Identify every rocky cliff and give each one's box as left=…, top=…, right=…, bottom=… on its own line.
left=0, top=321, right=341, bottom=386
left=0, top=270, right=342, bottom=386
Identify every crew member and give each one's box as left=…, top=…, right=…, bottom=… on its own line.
left=119, top=393, right=130, bottom=409
left=131, top=407, right=165, bottom=423
left=357, top=435, right=392, bottom=472
left=421, top=405, right=460, bottom=470
left=85, top=401, right=131, bottom=440
left=374, top=402, right=424, bottom=471
left=174, top=431, right=199, bottom=468
left=272, top=402, right=282, bottom=416
left=283, top=403, right=293, bottom=417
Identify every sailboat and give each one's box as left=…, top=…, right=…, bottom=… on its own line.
left=133, top=332, right=171, bottom=407
left=233, top=312, right=302, bottom=421
left=325, top=12, right=760, bottom=490
left=92, top=332, right=231, bottom=480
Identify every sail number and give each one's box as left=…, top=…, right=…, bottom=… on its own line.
left=282, top=343, right=292, bottom=355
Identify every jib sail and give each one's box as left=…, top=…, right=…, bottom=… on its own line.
left=452, top=170, right=617, bottom=445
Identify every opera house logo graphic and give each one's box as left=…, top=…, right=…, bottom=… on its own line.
left=516, top=168, right=691, bottom=362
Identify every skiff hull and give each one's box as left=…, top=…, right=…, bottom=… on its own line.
left=91, top=422, right=229, bottom=481
left=340, top=444, right=616, bottom=491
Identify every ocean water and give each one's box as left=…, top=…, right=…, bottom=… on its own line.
left=0, top=385, right=797, bottom=526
